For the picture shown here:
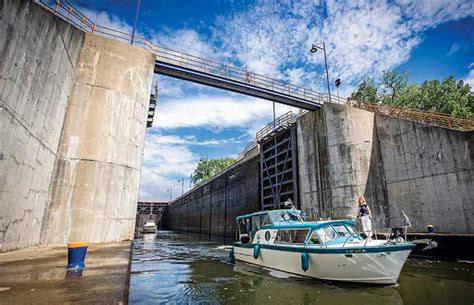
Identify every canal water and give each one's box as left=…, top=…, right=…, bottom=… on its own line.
left=129, top=231, right=473, bottom=305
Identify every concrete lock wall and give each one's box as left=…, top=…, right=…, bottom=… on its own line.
left=297, top=103, right=473, bottom=233
left=0, top=0, right=84, bottom=252
left=297, top=104, right=388, bottom=229
left=1, top=0, right=155, bottom=252
left=41, top=33, right=155, bottom=244
left=167, top=151, right=260, bottom=238
left=375, top=114, right=473, bottom=233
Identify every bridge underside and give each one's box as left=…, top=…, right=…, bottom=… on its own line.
left=155, top=61, right=321, bottom=111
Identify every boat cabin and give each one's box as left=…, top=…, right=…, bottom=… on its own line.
left=236, top=209, right=362, bottom=247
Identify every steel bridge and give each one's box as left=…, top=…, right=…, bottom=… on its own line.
left=39, top=0, right=326, bottom=112
left=154, top=49, right=324, bottom=111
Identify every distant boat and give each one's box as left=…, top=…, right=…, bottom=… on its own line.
left=232, top=203, right=415, bottom=284
left=141, top=221, right=157, bottom=234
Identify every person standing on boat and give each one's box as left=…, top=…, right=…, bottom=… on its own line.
left=245, top=218, right=252, bottom=239
left=357, top=196, right=373, bottom=240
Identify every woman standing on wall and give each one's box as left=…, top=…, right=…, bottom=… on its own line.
left=357, top=196, right=373, bottom=240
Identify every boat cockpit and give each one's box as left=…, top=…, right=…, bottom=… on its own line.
left=236, top=209, right=304, bottom=243
left=236, top=209, right=366, bottom=247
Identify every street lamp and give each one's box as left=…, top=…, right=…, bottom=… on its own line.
left=310, top=42, right=331, bottom=103
left=178, top=178, right=186, bottom=195
left=131, top=0, right=141, bottom=45
left=335, top=78, right=341, bottom=100
left=167, top=188, right=172, bottom=201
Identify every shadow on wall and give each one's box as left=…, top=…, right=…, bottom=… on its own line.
left=363, top=114, right=390, bottom=230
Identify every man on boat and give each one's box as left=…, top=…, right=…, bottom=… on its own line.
left=245, top=218, right=252, bottom=239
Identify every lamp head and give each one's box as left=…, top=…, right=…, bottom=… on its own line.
left=310, top=45, right=318, bottom=53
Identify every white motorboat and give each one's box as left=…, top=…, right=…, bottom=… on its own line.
left=232, top=206, right=415, bottom=284
left=141, top=221, right=157, bottom=234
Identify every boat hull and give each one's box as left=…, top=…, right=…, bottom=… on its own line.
left=233, top=244, right=412, bottom=284
left=142, top=228, right=156, bottom=234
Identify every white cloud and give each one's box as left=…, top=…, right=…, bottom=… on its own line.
left=446, top=40, right=469, bottom=57
left=155, top=94, right=294, bottom=132
left=139, top=133, right=198, bottom=200
left=138, top=131, right=249, bottom=200
left=464, top=63, right=474, bottom=89
left=215, top=0, right=474, bottom=94
left=152, top=28, right=222, bottom=60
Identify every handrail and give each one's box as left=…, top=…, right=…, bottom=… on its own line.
left=37, top=0, right=328, bottom=106
left=352, top=100, right=474, bottom=132
left=256, top=111, right=297, bottom=141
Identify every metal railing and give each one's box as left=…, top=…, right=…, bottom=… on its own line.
left=352, top=101, right=474, bottom=132
left=256, top=111, right=298, bottom=141
left=235, top=111, right=298, bottom=163
left=38, top=0, right=327, bottom=106
left=236, top=139, right=258, bottom=161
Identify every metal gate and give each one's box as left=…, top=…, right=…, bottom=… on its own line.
left=257, top=112, right=298, bottom=210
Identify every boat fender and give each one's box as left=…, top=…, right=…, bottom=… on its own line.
left=301, top=252, right=309, bottom=272
left=253, top=245, right=260, bottom=259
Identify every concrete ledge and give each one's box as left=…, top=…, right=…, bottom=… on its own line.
left=0, top=241, right=132, bottom=304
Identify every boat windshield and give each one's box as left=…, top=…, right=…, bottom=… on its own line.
left=268, top=210, right=303, bottom=224
left=313, top=223, right=360, bottom=244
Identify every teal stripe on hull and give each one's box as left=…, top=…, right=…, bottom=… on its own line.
left=234, top=243, right=415, bottom=254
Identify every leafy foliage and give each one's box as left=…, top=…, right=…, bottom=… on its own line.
left=191, top=157, right=235, bottom=186
left=350, top=71, right=473, bottom=117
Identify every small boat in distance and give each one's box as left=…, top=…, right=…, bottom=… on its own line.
left=232, top=202, right=415, bottom=284
left=142, top=221, right=157, bottom=234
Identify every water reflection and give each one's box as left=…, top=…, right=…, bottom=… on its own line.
left=129, top=231, right=474, bottom=305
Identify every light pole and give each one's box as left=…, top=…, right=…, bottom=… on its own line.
left=167, top=188, right=172, bottom=201
left=178, top=178, right=186, bottom=195
left=310, top=42, right=331, bottom=103
left=273, top=102, right=276, bottom=130
left=335, top=78, right=341, bottom=101
left=131, top=0, right=141, bottom=45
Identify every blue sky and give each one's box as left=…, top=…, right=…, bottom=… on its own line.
left=75, top=0, right=474, bottom=200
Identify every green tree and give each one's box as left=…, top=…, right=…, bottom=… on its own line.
left=350, top=78, right=378, bottom=104
left=191, top=157, right=235, bottom=186
left=350, top=71, right=473, bottom=117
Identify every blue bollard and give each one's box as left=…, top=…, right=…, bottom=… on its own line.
left=67, top=241, right=89, bottom=270
left=427, top=225, right=434, bottom=233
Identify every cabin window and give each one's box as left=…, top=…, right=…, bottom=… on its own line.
left=262, top=215, right=272, bottom=226
left=252, top=216, right=261, bottom=231
left=333, top=224, right=352, bottom=237
left=275, top=229, right=309, bottom=244
left=308, top=231, right=321, bottom=245
left=346, top=225, right=357, bottom=235
left=269, top=213, right=286, bottom=224
left=316, top=226, right=338, bottom=243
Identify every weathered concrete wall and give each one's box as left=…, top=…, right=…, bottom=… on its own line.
left=0, top=0, right=84, bottom=251
left=167, top=152, right=260, bottom=238
left=297, top=103, right=473, bottom=233
left=297, top=104, right=388, bottom=229
left=375, top=115, right=473, bottom=233
left=41, top=34, right=155, bottom=244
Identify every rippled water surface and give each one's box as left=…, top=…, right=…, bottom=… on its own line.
left=129, top=231, right=473, bottom=305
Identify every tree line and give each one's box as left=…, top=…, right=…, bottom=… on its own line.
left=350, top=71, right=473, bottom=117
left=191, top=157, right=235, bottom=186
